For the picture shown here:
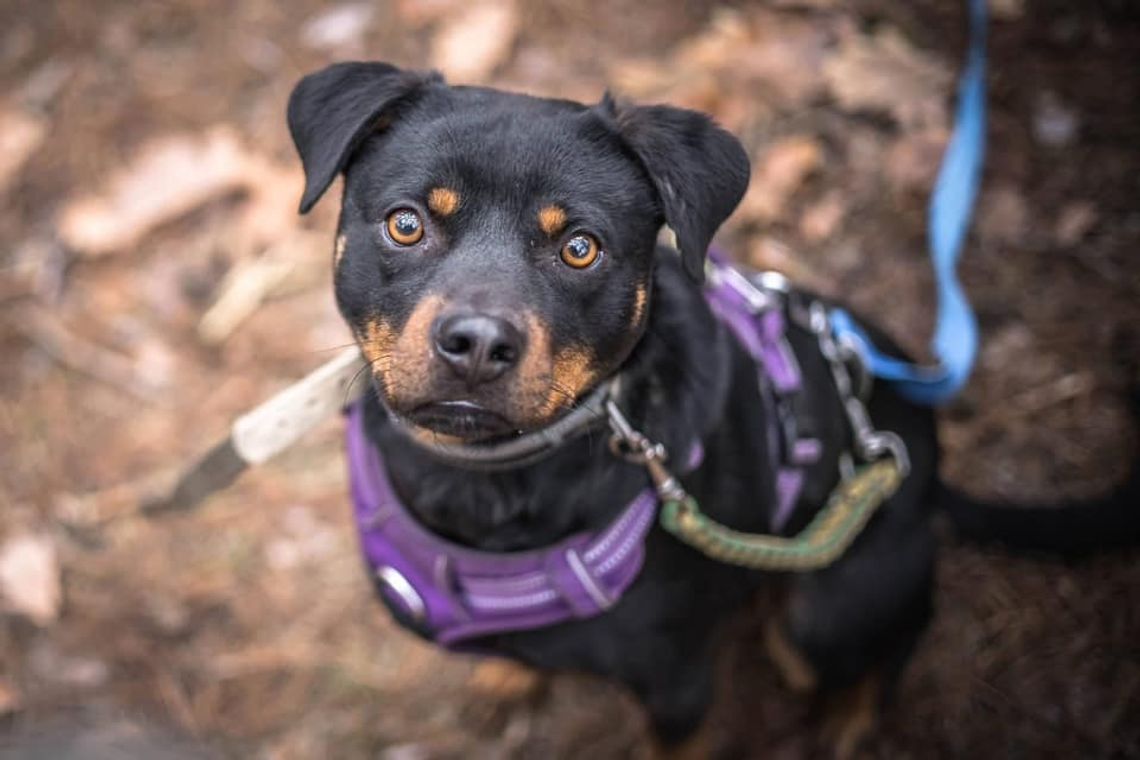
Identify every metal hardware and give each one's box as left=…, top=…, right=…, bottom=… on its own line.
left=377, top=565, right=426, bottom=622
left=605, top=400, right=688, bottom=503
left=711, top=264, right=782, bottom=313
left=756, top=270, right=792, bottom=295
left=807, top=300, right=911, bottom=477
left=703, top=266, right=908, bottom=476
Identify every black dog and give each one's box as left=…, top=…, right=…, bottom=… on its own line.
left=287, top=62, right=1138, bottom=754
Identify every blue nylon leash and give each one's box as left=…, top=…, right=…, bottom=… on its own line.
left=831, top=0, right=987, bottom=405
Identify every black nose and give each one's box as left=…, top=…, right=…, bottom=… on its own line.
left=433, top=313, right=524, bottom=387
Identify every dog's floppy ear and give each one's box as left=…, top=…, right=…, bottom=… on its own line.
left=287, top=62, right=441, bottom=213
left=599, top=95, right=750, bottom=282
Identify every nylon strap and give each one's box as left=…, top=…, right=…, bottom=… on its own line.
left=831, top=0, right=987, bottom=406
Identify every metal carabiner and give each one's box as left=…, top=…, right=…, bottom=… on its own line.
left=606, top=400, right=664, bottom=462
left=858, top=430, right=911, bottom=478
left=604, top=400, right=689, bottom=503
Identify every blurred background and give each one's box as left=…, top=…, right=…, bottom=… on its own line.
left=0, top=0, right=1137, bottom=756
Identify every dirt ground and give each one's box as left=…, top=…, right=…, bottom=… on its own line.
left=0, top=0, right=1137, bottom=757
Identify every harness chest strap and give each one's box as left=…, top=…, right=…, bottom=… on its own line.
left=348, top=402, right=660, bottom=648
left=705, top=255, right=823, bottom=531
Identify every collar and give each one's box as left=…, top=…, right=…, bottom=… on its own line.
left=347, top=255, right=821, bottom=647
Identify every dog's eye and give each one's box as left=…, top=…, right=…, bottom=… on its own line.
left=386, top=209, right=424, bottom=245
left=560, top=234, right=600, bottom=269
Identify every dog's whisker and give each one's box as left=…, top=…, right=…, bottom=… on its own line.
left=343, top=360, right=379, bottom=407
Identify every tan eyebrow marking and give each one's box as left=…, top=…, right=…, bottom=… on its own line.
left=538, top=205, right=568, bottom=237
left=427, top=187, right=461, bottom=216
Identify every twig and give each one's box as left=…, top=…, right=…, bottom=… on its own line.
left=17, top=308, right=161, bottom=402
left=197, top=254, right=296, bottom=345
left=54, top=466, right=181, bottom=527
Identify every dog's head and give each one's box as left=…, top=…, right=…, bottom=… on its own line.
left=288, top=62, right=749, bottom=442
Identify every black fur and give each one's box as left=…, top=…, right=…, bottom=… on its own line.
left=288, top=62, right=1138, bottom=747
left=596, top=94, right=751, bottom=283
left=288, top=62, right=443, bottom=214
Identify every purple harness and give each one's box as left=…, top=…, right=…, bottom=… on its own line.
left=347, top=260, right=820, bottom=647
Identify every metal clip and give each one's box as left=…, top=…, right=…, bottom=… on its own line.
left=858, top=430, right=911, bottom=477
left=807, top=299, right=912, bottom=478
left=605, top=400, right=688, bottom=503
left=606, top=400, right=658, bottom=460
left=755, top=270, right=791, bottom=295
left=834, top=332, right=873, bottom=401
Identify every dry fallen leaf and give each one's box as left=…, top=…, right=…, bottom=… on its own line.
left=1033, top=91, right=1080, bottom=148
left=609, top=7, right=829, bottom=116
left=430, top=1, right=519, bottom=83
left=0, top=532, right=61, bottom=627
left=799, top=190, right=847, bottom=243
left=0, top=107, right=47, bottom=198
left=745, top=235, right=826, bottom=291
left=232, top=162, right=307, bottom=256
left=674, top=9, right=752, bottom=72
left=736, top=135, right=824, bottom=224
left=300, top=3, right=375, bottom=52
left=824, top=26, right=950, bottom=130
left=396, top=0, right=465, bottom=28
left=884, top=127, right=949, bottom=193
left=197, top=253, right=297, bottom=345
left=0, top=678, right=20, bottom=717
left=977, top=185, right=1030, bottom=245
left=28, top=640, right=109, bottom=688
left=607, top=58, right=674, bottom=99
left=1054, top=201, right=1098, bottom=247
left=732, top=9, right=832, bottom=108
left=990, top=0, right=1026, bottom=20
left=770, top=0, right=837, bottom=7
left=58, top=126, right=303, bottom=259
left=57, top=127, right=250, bottom=257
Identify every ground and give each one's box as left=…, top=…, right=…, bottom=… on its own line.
left=0, top=0, right=1137, bottom=757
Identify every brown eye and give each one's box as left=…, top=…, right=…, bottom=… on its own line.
left=560, top=233, right=600, bottom=269
left=386, top=209, right=424, bottom=245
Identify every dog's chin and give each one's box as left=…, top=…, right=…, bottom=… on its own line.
left=404, top=400, right=521, bottom=444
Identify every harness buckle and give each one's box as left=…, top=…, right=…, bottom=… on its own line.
left=712, top=264, right=782, bottom=313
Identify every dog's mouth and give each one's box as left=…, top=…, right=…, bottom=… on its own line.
left=405, top=400, right=519, bottom=442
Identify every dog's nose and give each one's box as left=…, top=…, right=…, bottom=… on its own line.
left=433, top=313, right=524, bottom=386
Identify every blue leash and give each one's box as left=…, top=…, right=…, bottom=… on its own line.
left=831, top=0, right=987, bottom=406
